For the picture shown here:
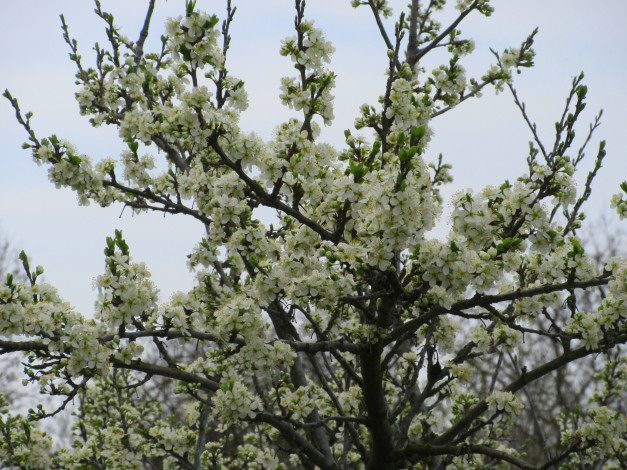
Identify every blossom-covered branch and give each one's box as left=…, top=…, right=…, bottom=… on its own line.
left=1, top=0, right=626, bottom=468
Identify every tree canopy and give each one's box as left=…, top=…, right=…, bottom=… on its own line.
left=1, top=0, right=627, bottom=469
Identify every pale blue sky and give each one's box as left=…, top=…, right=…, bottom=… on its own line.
left=1, top=1, right=626, bottom=314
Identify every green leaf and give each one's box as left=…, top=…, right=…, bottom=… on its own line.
left=114, top=230, right=129, bottom=255
left=569, top=238, right=584, bottom=257
left=21, top=420, right=31, bottom=441
left=186, top=0, right=197, bottom=16
left=178, top=44, right=192, bottom=62
left=496, top=237, right=522, bottom=254
left=19, top=250, right=29, bottom=271
left=410, top=125, right=426, bottom=145
left=348, top=160, right=368, bottom=183
left=66, top=153, right=82, bottom=166
left=369, top=140, right=381, bottom=160
left=105, top=236, right=115, bottom=256
left=396, top=131, right=407, bottom=147
left=127, top=140, right=139, bottom=153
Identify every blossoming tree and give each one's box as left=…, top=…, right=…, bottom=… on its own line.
left=2, top=0, right=627, bottom=468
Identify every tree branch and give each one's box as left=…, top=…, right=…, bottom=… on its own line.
left=133, top=0, right=156, bottom=68
left=389, top=276, right=611, bottom=344
left=110, top=358, right=218, bottom=391
left=407, top=1, right=478, bottom=68
left=396, top=442, right=535, bottom=470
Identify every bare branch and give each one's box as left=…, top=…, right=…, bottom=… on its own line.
left=133, top=0, right=156, bottom=67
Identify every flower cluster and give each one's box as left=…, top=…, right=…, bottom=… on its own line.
left=166, top=11, right=224, bottom=70
left=279, top=20, right=336, bottom=125
left=487, top=390, right=524, bottom=416
left=386, top=78, right=433, bottom=130
left=611, top=188, right=627, bottom=220
left=212, top=377, right=262, bottom=424
left=0, top=395, right=53, bottom=469
left=280, top=20, right=335, bottom=74
left=95, top=251, right=159, bottom=330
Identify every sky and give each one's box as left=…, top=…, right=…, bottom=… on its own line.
left=1, top=0, right=626, bottom=315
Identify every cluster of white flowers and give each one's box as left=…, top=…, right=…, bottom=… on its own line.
left=286, top=267, right=353, bottom=309
left=470, top=320, right=523, bottom=354
left=231, top=441, right=282, bottom=469
left=121, top=150, right=155, bottom=186
left=415, top=237, right=481, bottom=294
left=166, top=12, right=224, bottom=70
left=451, top=190, right=496, bottom=249
left=513, top=294, right=546, bottom=319
left=35, top=140, right=102, bottom=206
left=346, top=159, right=439, bottom=266
left=0, top=266, right=117, bottom=383
left=455, top=0, right=477, bottom=11
left=280, top=20, right=335, bottom=74
left=487, top=390, right=524, bottom=416
left=119, top=108, right=158, bottom=144
left=587, top=258, right=627, bottom=335
left=0, top=400, right=53, bottom=470
left=1, top=281, right=63, bottom=335
left=279, top=384, right=320, bottom=419
left=351, top=0, right=393, bottom=17
left=60, top=322, right=111, bottom=376
left=155, top=290, right=198, bottom=330
left=223, top=76, right=249, bottom=112
left=431, top=63, right=467, bottom=104
left=611, top=191, right=627, bottom=219
left=448, top=38, right=475, bottom=57
left=386, top=78, right=433, bottom=130
left=212, top=377, right=262, bottom=424
left=214, top=294, right=264, bottom=341
left=500, top=48, right=521, bottom=70
left=147, top=422, right=197, bottom=460
left=48, top=370, right=204, bottom=470
left=95, top=252, right=159, bottom=330
left=337, top=385, right=362, bottom=414
left=560, top=406, right=627, bottom=461
left=279, top=21, right=336, bottom=125
left=190, top=170, right=250, bottom=226
left=450, top=392, right=480, bottom=421
left=235, top=338, right=295, bottom=373
left=565, top=311, right=602, bottom=349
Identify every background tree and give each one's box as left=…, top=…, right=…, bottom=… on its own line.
left=458, top=214, right=627, bottom=468
left=1, top=1, right=626, bottom=469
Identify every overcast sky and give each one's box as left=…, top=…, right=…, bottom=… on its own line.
left=1, top=0, right=626, bottom=314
